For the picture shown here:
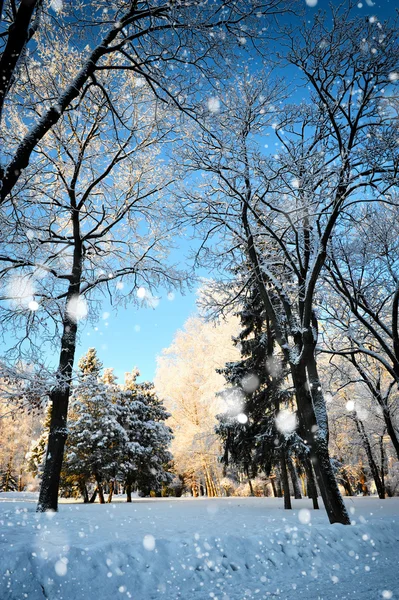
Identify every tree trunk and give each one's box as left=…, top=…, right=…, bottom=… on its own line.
left=81, top=482, right=89, bottom=503
left=275, top=468, right=283, bottom=498
left=340, top=467, right=354, bottom=497
left=355, top=416, right=385, bottom=499
left=288, top=457, right=302, bottom=499
left=37, top=230, right=82, bottom=512
left=126, top=482, right=132, bottom=503
left=280, top=448, right=292, bottom=510
left=269, top=475, right=277, bottom=498
left=379, top=435, right=386, bottom=498
left=381, top=406, right=399, bottom=461
left=246, top=467, right=255, bottom=497
left=107, top=480, right=114, bottom=503
left=292, top=362, right=348, bottom=522
left=89, top=487, right=98, bottom=503
left=96, top=478, right=105, bottom=504
left=303, top=456, right=319, bottom=510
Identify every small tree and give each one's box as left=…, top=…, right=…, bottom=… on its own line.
left=63, top=349, right=127, bottom=503
left=120, top=371, right=173, bottom=500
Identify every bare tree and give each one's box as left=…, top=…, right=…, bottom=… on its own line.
left=0, top=68, right=185, bottom=510
left=320, top=205, right=399, bottom=458
left=0, top=0, right=288, bottom=203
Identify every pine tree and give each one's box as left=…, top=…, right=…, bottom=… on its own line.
left=216, top=285, right=298, bottom=507
left=0, top=456, right=18, bottom=492
left=63, top=349, right=127, bottom=503
left=120, top=370, right=173, bottom=500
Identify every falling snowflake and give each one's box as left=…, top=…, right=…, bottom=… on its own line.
left=218, top=387, right=245, bottom=416
left=266, top=356, right=282, bottom=378
left=275, top=410, right=297, bottom=434
left=345, top=400, right=355, bottom=411
left=237, top=413, right=248, bottom=424
left=137, top=287, right=146, bottom=299
left=54, top=557, right=68, bottom=576
left=305, top=0, right=318, bottom=6
left=291, top=178, right=301, bottom=189
left=50, top=0, right=63, bottom=13
left=66, top=295, right=88, bottom=322
left=298, top=509, right=311, bottom=524
left=241, top=373, right=259, bottom=393
left=6, top=275, right=35, bottom=309
left=207, top=97, right=220, bottom=113
left=143, top=535, right=156, bottom=551
left=28, top=300, right=39, bottom=311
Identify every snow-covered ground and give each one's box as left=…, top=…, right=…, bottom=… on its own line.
left=1, top=493, right=398, bottom=600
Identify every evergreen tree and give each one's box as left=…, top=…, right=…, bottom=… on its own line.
left=120, top=370, right=173, bottom=500
left=0, top=456, right=18, bottom=492
left=63, top=349, right=127, bottom=503
left=216, top=285, right=298, bottom=507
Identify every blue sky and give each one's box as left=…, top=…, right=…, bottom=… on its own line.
left=2, top=0, right=396, bottom=385
left=75, top=0, right=396, bottom=384
left=77, top=282, right=201, bottom=384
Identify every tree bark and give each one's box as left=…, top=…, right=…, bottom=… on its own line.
left=81, top=482, right=89, bottom=503
left=89, top=487, right=98, bottom=503
left=354, top=416, right=385, bottom=499
left=36, top=207, right=82, bottom=512
left=269, top=475, right=277, bottom=498
left=381, top=406, right=399, bottom=461
left=0, top=0, right=41, bottom=125
left=280, top=448, right=292, bottom=510
left=246, top=467, right=255, bottom=497
left=303, top=456, right=319, bottom=510
left=107, top=480, right=114, bottom=503
left=288, top=457, right=302, bottom=499
left=292, top=362, right=348, bottom=522
left=126, top=482, right=132, bottom=502
left=96, top=477, right=105, bottom=504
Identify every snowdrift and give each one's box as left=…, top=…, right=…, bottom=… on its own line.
left=1, top=494, right=398, bottom=599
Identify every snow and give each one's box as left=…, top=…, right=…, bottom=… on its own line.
left=0, top=494, right=398, bottom=600
left=275, top=409, right=297, bottom=435
left=66, top=295, right=88, bottom=323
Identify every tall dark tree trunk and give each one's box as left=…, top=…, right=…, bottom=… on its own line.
left=275, top=467, right=283, bottom=498
left=292, top=362, right=348, bottom=522
left=95, top=476, right=105, bottom=504
left=36, top=315, right=77, bottom=512
left=354, top=416, right=385, bottom=499
left=381, top=406, right=399, bottom=461
left=126, top=482, right=132, bottom=503
left=280, top=448, right=292, bottom=510
left=288, top=457, right=302, bottom=499
left=80, top=482, right=89, bottom=503
left=107, top=480, right=114, bottom=503
left=379, top=435, right=386, bottom=497
left=89, top=487, right=98, bottom=503
left=0, top=0, right=42, bottom=126
left=36, top=210, right=82, bottom=512
left=303, top=457, right=319, bottom=510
